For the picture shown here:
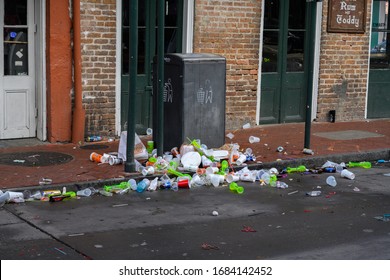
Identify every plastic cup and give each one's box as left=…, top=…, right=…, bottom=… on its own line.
left=7, top=191, right=24, bottom=203
left=326, top=175, right=337, bottom=187
left=128, top=179, right=137, bottom=191
left=249, top=136, right=260, bottom=144
left=146, top=128, right=153, bottom=135
left=208, top=174, right=225, bottom=187
left=163, top=154, right=173, bottom=162
left=0, top=192, right=9, bottom=207
left=206, top=166, right=219, bottom=174
left=235, top=154, right=247, bottom=165
left=341, top=169, right=355, bottom=180
left=109, top=156, right=123, bottom=165
left=226, top=174, right=240, bottom=183
left=90, top=152, right=102, bottom=163
left=77, top=188, right=92, bottom=197
left=242, top=123, right=250, bottom=129
left=142, top=166, right=155, bottom=176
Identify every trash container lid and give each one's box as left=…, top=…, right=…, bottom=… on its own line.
left=164, top=53, right=226, bottom=63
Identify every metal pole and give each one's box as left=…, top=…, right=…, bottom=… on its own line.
left=304, top=1, right=317, bottom=149
left=125, top=0, right=138, bottom=172
left=156, top=0, right=165, bottom=156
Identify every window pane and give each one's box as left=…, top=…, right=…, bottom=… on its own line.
left=370, top=1, right=389, bottom=69
left=4, top=28, right=28, bottom=75
left=286, top=31, right=304, bottom=72
left=4, top=0, right=27, bottom=26
left=262, top=31, right=278, bottom=72
left=264, top=0, right=279, bottom=29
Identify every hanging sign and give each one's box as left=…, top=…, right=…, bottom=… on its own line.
left=327, top=0, right=367, bottom=33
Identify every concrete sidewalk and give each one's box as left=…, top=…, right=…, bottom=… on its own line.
left=0, top=119, right=389, bottom=191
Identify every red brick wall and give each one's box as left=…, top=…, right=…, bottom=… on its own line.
left=80, top=0, right=117, bottom=137
left=316, top=0, right=372, bottom=122
left=193, top=0, right=262, bottom=130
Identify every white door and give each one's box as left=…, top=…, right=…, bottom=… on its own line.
left=0, top=0, right=36, bottom=139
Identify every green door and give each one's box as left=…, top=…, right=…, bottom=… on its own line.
left=121, top=0, right=183, bottom=134
left=368, top=0, right=390, bottom=118
left=260, top=0, right=310, bottom=124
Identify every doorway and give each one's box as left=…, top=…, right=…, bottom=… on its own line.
left=0, top=0, right=36, bottom=139
left=121, top=0, right=183, bottom=134
left=260, top=0, right=311, bottom=124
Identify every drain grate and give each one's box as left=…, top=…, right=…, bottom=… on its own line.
left=0, top=151, right=74, bottom=167
left=79, top=144, right=109, bottom=150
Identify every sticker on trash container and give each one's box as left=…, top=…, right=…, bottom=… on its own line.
left=164, top=78, right=173, bottom=103
left=196, top=80, right=213, bottom=105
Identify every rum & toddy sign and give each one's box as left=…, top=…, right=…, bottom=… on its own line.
left=328, top=0, right=366, bottom=33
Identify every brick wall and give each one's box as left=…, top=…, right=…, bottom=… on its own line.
left=316, top=0, right=372, bottom=122
left=80, top=0, right=117, bottom=137
left=193, top=0, right=261, bottom=130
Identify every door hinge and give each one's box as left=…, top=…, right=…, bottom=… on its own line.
left=35, top=108, right=38, bottom=118
left=34, top=24, right=38, bottom=33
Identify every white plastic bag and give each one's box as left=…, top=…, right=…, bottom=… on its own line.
left=118, top=131, right=148, bottom=161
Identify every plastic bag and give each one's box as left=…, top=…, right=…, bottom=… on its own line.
left=118, top=131, right=148, bottom=161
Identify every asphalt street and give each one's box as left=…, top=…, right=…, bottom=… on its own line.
left=1, top=165, right=390, bottom=260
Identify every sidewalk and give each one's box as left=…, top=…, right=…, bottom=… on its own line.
left=0, top=119, right=389, bottom=191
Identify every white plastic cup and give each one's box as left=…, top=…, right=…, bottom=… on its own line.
left=101, top=153, right=111, bottom=163
left=77, top=188, right=92, bottom=197
left=209, top=174, right=225, bottom=187
left=242, top=123, right=250, bottom=129
left=240, top=172, right=256, bottom=182
left=226, top=174, right=240, bottom=183
left=128, top=179, right=138, bottom=191
left=184, top=165, right=198, bottom=172
left=109, top=156, right=123, bottom=165
left=341, top=169, right=355, bottom=180
left=7, top=191, right=24, bottom=202
left=326, top=175, right=337, bottom=187
left=142, top=166, right=155, bottom=176
left=235, top=154, right=247, bottom=165
left=206, top=166, right=219, bottom=174
left=146, top=128, right=153, bottom=135
left=0, top=192, right=9, bottom=207
left=249, top=136, right=260, bottom=144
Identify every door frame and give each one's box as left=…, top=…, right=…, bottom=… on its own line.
left=256, top=0, right=321, bottom=124
left=36, top=0, right=46, bottom=141
left=0, top=0, right=46, bottom=140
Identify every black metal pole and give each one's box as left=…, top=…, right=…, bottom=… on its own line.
left=125, top=0, right=138, bottom=172
left=304, top=1, right=317, bottom=149
left=156, top=0, right=165, bottom=156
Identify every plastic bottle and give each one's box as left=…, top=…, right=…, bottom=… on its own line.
left=148, top=177, right=159, bottom=191
left=286, top=165, right=307, bottom=173
left=136, top=178, right=150, bottom=193
left=348, top=161, right=372, bottom=169
left=86, top=136, right=102, bottom=142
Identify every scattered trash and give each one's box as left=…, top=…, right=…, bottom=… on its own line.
left=374, top=214, right=390, bottom=222
left=242, top=123, right=250, bottom=129
left=39, top=178, right=53, bottom=185
left=13, top=159, right=25, bottom=163
left=94, top=244, right=103, bottom=248
left=341, top=169, right=355, bottom=180
left=201, top=243, right=219, bottom=250
left=226, top=132, right=234, bottom=139
left=241, top=225, right=256, bottom=232
left=288, top=190, right=299, bottom=195
left=68, top=233, right=85, bottom=237
left=353, top=187, right=360, bottom=192
left=306, top=191, right=321, bottom=197
left=302, top=148, right=314, bottom=155
left=229, top=182, right=244, bottom=194
left=212, top=210, right=219, bottom=216
left=249, top=136, right=260, bottom=144
left=348, top=161, right=372, bottom=168
left=112, top=203, right=128, bottom=208
left=77, top=188, right=92, bottom=197
left=276, top=146, right=284, bottom=153
left=86, top=136, right=102, bottom=142
left=286, top=165, right=306, bottom=173
left=54, top=247, right=67, bottom=255
left=326, top=176, right=337, bottom=187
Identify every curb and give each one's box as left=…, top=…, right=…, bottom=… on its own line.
left=7, top=149, right=390, bottom=193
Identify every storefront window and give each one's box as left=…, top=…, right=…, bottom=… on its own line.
left=370, top=0, right=390, bottom=69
